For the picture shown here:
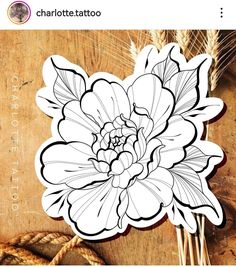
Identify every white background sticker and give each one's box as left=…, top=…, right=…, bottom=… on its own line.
left=35, top=44, right=224, bottom=240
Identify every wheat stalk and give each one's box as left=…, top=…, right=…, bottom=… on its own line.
left=149, top=30, right=167, bottom=50
left=129, top=39, right=140, bottom=63
left=205, top=30, right=220, bottom=91
left=175, top=30, right=191, bottom=57
left=217, top=30, right=236, bottom=79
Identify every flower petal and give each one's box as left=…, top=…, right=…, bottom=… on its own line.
left=41, top=142, right=108, bottom=188
left=126, top=167, right=173, bottom=220
left=130, top=105, right=154, bottom=138
left=152, top=48, right=180, bottom=84
left=81, top=79, right=131, bottom=127
left=36, top=87, right=61, bottom=118
left=89, top=159, right=110, bottom=173
left=184, top=97, right=224, bottom=122
left=170, top=164, right=211, bottom=206
left=68, top=179, right=123, bottom=236
left=51, top=58, right=86, bottom=104
left=138, top=138, right=163, bottom=179
left=128, top=74, right=174, bottom=139
left=42, top=184, right=72, bottom=218
left=169, top=163, right=223, bottom=226
left=182, top=145, right=214, bottom=172
left=167, top=199, right=197, bottom=233
left=164, top=61, right=206, bottom=115
left=123, top=134, right=138, bottom=162
left=110, top=151, right=133, bottom=175
left=159, top=115, right=196, bottom=168
left=97, top=149, right=117, bottom=164
left=134, top=45, right=159, bottom=74
left=36, top=56, right=88, bottom=117
left=134, top=128, right=147, bottom=160
left=112, top=163, right=143, bottom=189
left=117, top=190, right=129, bottom=228
left=58, top=100, right=100, bottom=145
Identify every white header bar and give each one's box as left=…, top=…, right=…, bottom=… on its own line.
left=0, top=0, right=235, bottom=29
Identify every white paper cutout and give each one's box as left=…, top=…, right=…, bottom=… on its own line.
left=35, top=43, right=224, bottom=240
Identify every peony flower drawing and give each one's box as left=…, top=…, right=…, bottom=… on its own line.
left=35, top=44, right=224, bottom=240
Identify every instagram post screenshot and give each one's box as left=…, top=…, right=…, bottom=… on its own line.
left=0, top=0, right=235, bottom=265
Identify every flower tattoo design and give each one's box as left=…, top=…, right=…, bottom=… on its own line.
left=35, top=44, right=224, bottom=240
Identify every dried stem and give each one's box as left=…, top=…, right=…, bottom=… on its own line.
left=176, top=227, right=185, bottom=265
left=200, top=215, right=206, bottom=265
left=183, top=231, right=188, bottom=263
left=194, top=232, right=201, bottom=264
left=187, top=232, right=195, bottom=265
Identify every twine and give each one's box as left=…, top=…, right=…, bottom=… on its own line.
left=0, top=232, right=105, bottom=265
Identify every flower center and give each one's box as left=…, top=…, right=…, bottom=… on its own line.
left=89, top=114, right=145, bottom=188
left=110, top=136, right=122, bottom=148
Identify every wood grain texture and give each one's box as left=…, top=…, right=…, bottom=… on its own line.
left=0, top=30, right=235, bottom=265
left=206, top=61, right=236, bottom=265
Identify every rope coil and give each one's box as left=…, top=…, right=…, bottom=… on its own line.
left=0, top=232, right=105, bottom=265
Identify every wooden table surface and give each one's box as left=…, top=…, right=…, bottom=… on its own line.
left=0, top=30, right=235, bottom=265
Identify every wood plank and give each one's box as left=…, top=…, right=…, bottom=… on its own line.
left=0, top=30, right=235, bottom=264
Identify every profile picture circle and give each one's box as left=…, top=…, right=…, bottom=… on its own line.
left=8, top=1, right=31, bottom=24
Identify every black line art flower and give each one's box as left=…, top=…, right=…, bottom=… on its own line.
left=36, top=44, right=224, bottom=239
